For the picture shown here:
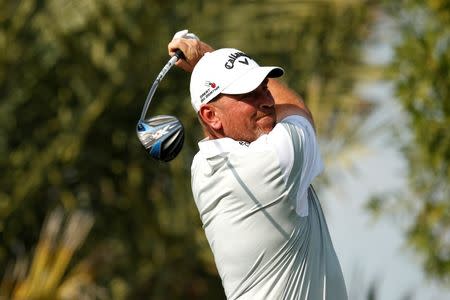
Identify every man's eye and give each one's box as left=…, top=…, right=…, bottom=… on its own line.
left=238, top=93, right=252, bottom=100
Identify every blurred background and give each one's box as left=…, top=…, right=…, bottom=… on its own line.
left=0, top=0, right=449, bottom=299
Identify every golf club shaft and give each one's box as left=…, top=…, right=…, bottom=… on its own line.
left=139, top=50, right=184, bottom=121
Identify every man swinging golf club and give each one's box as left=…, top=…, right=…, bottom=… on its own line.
left=168, top=30, right=348, bottom=300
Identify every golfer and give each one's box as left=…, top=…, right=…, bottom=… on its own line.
left=168, top=31, right=348, bottom=300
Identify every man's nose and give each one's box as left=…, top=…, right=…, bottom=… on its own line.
left=259, top=91, right=274, bottom=109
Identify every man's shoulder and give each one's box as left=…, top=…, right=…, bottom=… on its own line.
left=277, top=115, right=314, bottom=132
left=191, top=136, right=279, bottom=169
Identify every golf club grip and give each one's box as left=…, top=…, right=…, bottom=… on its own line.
left=175, top=49, right=185, bottom=60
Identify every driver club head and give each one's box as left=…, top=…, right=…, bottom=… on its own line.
left=136, top=115, right=184, bottom=162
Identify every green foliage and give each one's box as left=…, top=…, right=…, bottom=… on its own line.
left=387, top=0, right=450, bottom=283
left=0, top=0, right=379, bottom=298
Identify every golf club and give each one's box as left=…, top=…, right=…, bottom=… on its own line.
left=136, top=49, right=185, bottom=162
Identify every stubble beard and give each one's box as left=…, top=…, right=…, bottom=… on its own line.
left=250, top=115, right=277, bottom=142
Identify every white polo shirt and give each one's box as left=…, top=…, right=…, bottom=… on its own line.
left=191, top=116, right=347, bottom=300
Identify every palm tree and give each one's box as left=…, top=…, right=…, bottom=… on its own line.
left=0, top=209, right=103, bottom=299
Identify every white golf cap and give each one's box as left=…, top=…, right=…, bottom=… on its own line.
left=190, top=48, right=284, bottom=112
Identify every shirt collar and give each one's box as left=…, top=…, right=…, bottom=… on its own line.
left=198, top=137, right=249, bottom=158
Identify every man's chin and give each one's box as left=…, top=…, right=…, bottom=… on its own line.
left=259, top=116, right=276, bottom=131
left=256, top=123, right=275, bottom=138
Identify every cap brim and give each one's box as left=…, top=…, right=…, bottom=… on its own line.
left=221, top=66, right=284, bottom=95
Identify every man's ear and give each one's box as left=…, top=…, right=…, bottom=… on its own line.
left=199, top=104, right=222, bottom=131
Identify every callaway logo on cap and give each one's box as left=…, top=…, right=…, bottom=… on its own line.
left=190, top=48, right=284, bottom=112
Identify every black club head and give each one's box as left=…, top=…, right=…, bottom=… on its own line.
left=136, top=115, right=184, bottom=162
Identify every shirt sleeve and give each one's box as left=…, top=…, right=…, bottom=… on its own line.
left=264, top=115, right=324, bottom=216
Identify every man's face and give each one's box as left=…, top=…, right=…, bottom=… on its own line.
left=212, top=79, right=276, bottom=142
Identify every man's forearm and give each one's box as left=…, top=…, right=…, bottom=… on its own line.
left=268, top=79, right=315, bottom=128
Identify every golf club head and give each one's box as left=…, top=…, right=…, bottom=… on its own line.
left=136, top=115, right=184, bottom=162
